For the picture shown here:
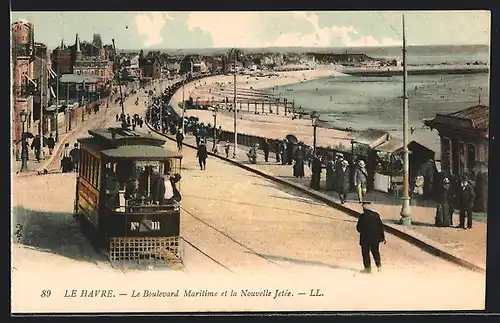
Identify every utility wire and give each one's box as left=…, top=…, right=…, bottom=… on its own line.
left=376, top=11, right=402, bottom=39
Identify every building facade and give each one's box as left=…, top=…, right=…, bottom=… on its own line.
left=139, top=56, right=162, bottom=79
left=423, top=105, right=489, bottom=211
left=12, top=20, right=35, bottom=144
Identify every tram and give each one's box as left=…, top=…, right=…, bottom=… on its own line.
left=74, top=125, right=183, bottom=263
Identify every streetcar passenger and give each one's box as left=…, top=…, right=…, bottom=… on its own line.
left=105, top=169, right=121, bottom=210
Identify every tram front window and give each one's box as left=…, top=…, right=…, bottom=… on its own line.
left=108, top=159, right=181, bottom=210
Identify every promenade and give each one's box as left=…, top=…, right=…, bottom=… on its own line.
left=175, top=133, right=487, bottom=271
left=12, top=80, right=485, bottom=312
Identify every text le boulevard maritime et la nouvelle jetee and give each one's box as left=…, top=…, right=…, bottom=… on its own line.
left=59, top=288, right=324, bottom=300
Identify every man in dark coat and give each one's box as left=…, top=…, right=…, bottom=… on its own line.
left=31, top=135, right=41, bottom=162
left=356, top=202, right=386, bottom=273
left=293, top=143, right=306, bottom=178
left=310, top=153, right=322, bottom=190
left=281, top=139, right=288, bottom=165
left=286, top=140, right=294, bottom=165
left=261, top=138, right=270, bottom=162
left=176, top=130, right=184, bottom=152
left=435, top=177, right=453, bottom=227
left=46, top=133, right=55, bottom=155
left=69, top=143, right=80, bottom=173
left=325, top=153, right=335, bottom=191
left=197, top=140, right=208, bottom=170
left=274, top=140, right=281, bottom=163
left=337, top=159, right=350, bottom=204
left=458, top=174, right=475, bottom=229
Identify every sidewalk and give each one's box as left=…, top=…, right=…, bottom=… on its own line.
left=160, top=131, right=487, bottom=272
left=12, top=90, right=135, bottom=176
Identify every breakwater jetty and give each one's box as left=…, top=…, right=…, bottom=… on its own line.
left=341, top=65, right=489, bottom=77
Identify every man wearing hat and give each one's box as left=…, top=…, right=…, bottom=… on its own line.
left=356, top=202, right=386, bottom=273
left=458, top=173, right=475, bottom=229
left=337, top=159, right=350, bottom=204
left=197, top=139, right=208, bottom=170
left=354, top=159, right=368, bottom=203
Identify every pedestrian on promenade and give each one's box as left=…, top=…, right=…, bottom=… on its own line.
left=286, top=139, right=294, bottom=165
left=325, top=153, right=335, bottom=191
left=274, top=140, right=281, bottom=163
left=224, top=141, right=230, bottom=158
left=31, top=134, right=41, bottom=162
left=356, top=202, right=386, bottom=273
left=337, top=159, right=350, bottom=204
left=60, top=142, right=72, bottom=173
left=70, top=143, right=80, bottom=173
left=281, top=139, right=288, bottom=165
left=458, top=173, right=475, bottom=229
left=354, top=160, right=368, bottom=203
left=176, top=130, right=184, bottom=152
left=293, top=143, right=305, bottom=178
left=435, top=177, right=453, bottom=227
left=262, top=138, right=270, bottom=163
left=46, top=133, right=55, bottom=155
left=310, top=153, right=322, bottom=190
left=116, top=114, right=119, bottom=122
left=197, top=140, right=208, bottom=170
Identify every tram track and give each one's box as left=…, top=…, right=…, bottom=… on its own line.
left=179, top=237, right=234, bottom=273
left=180, top=206, right=284, bottom=270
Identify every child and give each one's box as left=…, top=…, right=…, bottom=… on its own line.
left=224, top=141, right=230, bottom=158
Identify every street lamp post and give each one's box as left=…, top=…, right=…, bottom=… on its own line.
left=400, top=15, right=412, bottom=225
left=20, top=109, right=28, bottom=172
left=229, top=48, right=239, bottom=159
left=311, top=111, right=319, bottom=153
left=213, top=105, right=218, bottom=151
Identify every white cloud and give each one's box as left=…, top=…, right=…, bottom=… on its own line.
left=187, top=12, right=268, bottom=48
left=186, top=11, right=401, bottom=48
left=283, top=11, right=401, bottom=47
left=134, top=13, right=167, bottom=47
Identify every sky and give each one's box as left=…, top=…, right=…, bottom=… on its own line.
left=10, top=11, right=491, bottom=50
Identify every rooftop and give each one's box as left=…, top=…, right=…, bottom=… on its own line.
left=424, top=105, right=489, bottom=134
left=88, top=127, right=167, bottom=147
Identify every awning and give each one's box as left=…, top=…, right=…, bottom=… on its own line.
left=374, top=139, right=404, bottom=153
left=351, top=129, right=390, bottom=148
left=101, top=145, right=182, bottom=159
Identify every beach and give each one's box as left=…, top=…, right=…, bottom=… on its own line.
left=170, top=67, right=355, bottom=149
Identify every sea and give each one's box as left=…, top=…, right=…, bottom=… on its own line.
left=272, top=46, right=490, bottom=158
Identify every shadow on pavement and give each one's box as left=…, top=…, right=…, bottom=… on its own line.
left=248, top=252, right=361, bottom=273
left=12, top=206, right=107, bottom=265
left=385, top=218, right=437, bottom=228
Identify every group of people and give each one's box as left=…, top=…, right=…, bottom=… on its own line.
left=104, top=166, right=182, bottom=210
left=116, top=113, right=144, bottom=130
left=434, top=172, right=476, bottom=229
left=60, top=142, right=80, bottom=173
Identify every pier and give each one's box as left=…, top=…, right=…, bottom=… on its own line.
left=341, top=65, right=489, bottom=77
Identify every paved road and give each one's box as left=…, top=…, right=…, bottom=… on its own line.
left=12, top=86, right=486, bottom=311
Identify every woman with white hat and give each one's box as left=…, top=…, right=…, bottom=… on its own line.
left=354, top=159, right=368, bottom=203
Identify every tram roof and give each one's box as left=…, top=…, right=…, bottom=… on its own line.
left=88, top=127, right=166, bottom=146
left=101, top=145, right=182, bottom=159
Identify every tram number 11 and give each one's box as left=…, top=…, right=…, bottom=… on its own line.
left=130, top=221, right=161, bottom=231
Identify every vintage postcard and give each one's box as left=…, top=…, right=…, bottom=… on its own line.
left=11, top=10, right=490, bottom=313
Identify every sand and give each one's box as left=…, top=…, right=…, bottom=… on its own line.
left=169, top=68, right=354, bottom=149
